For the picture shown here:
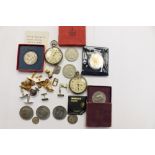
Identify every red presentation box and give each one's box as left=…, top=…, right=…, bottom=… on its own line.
left=16, top=44, right=45, bottom=72
left=86, top=85, right=112, bottom=127
left=58, top=26, right=86, bottom=46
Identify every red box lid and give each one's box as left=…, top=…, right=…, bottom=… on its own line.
left=58, top=26, right=86, bottom=46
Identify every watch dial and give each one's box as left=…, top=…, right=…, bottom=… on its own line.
left=24, top=51, right=38, bottom=65
left=69, top=77, right=87, bottom=94
left=45, top=47, right=63, bottom=65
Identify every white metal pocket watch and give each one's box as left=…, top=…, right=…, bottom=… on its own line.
left=45, top=40, right=63, bottom=65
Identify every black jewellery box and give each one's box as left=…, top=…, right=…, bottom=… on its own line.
left=16, top=44, right=45, bottom=72
left=82, top=46, right=109, bottom=76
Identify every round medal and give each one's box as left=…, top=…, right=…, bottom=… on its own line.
left=65, top=48, right=79, bottom=62
left=62, top=64, right=76, bottom=79
left=53, top=106, right=67, bottom=120
left=24, top=51, right=38, bottom=65
left=19, top=106, right=34, bottom=120
left=92, top=91, right=106, bottom=103
left=36, top=106, right=50, bottom=120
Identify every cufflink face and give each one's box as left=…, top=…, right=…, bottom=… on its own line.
left=82, top=46, right=109, bottom=76
left=17, top=44, right=45, bottom=72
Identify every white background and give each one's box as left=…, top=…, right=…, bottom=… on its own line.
left=1, top=0, right=155, bottom=155
left=0, top=26, right=155, bottom=129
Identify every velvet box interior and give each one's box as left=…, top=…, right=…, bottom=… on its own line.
left=87, top=85, right=112, bottom=103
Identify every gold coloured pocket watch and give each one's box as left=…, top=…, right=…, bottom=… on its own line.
left=45, top=40, right=63, bottom=65
left=69, top=71, right=87, bottom=94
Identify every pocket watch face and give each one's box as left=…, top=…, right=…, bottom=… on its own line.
left=24, top=51, right=38, bottom=65
left=88, top=52, right=104, bottom=70
left=69, top=75, right=87, bottom=94
left=45, top=47, right=63, bottom=65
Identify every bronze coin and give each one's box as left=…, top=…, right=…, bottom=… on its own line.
left=19, top=106, right=34, bottom=120
left=36, top=106, right=50, bottom=120
left=32, top=117, right=39, bottom=124
left=67, top=115, right=78, bottom=124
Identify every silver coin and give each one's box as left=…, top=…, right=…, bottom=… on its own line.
left=19, top=106, right=34, bottom=120
left=24, top=51, right=38, bottom=65
left=32, top=117, right=39, bottom=124
left=36, top=106, right=50, bottom=120
left=68, top=115, right=78, bottom=124
left=53, top=106, right=67, bottom=120
left=92, top=91, right=106, bottom=103
left=62, top=64, right=76, bottom=79
left=65, top=48, right=79, bottom=62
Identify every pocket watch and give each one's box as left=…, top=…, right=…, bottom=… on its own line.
left=69, top=71, right=87, bottom=94
left=88, top=51, right=104, bottom=70
left=45, top=40, right=63, bottom=65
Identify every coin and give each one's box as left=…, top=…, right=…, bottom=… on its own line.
left=19, top=106, right=34, bottom=120
left=32, top=117, right=39, bottom=124
left=36, top=106, right=50, bottom=120
left=53, top=106, right=67, bottom=120
left=92, top=91, right=106, bottom=103
left=88, top=52, right=104, bottom=70
left=67, top=115, right=78, bottom=124
left=65, top=48, right=79, bottom=62
left=24, top=51, right=38, bottom=65
left=62, top=64, right=76, bottom=79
